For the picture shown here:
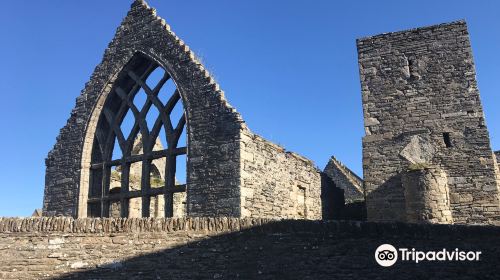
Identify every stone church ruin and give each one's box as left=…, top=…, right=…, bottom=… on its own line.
left=3, top=2, right=499, bottom=279
left=43, top=0, right=327, bottom=220
left=43, top=1, right=499, bottom=225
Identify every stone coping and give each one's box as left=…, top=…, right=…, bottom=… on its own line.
left=0, top=217, right=498, bottom=236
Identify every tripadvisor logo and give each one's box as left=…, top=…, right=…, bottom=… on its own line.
left=375, top=244, right=398, bottom=267
left=374, top=244, right=481, bottom=267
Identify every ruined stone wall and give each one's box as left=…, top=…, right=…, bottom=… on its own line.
left=357, top=21, right=500, bottom=224
left=44, top=0, right=325, bottom=220
left=239, top=129, right=322, bottom=219
left=494, top=151, right=500, bottom=201
left=44, top=1, right=243, bottom=217
left=1, top=217, right=499, bottom=279
left=323, top=156, right=364, bottom=203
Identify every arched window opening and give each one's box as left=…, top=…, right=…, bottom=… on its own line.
left=87, top=54, right=187, bottom=218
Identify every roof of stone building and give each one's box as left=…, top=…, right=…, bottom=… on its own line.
left=323, top=156, right=364, bottom=202
left=31, top=209, right=42, bottom=217
left=328, top=156, right=363, bottom=186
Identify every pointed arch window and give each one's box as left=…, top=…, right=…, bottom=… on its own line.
left=87, top=54, right=187, bottom=218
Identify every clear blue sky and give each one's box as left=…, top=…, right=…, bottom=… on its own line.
left=0, top=0, right=499, bottom=216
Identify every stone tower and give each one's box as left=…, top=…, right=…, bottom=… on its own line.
left=357, top=21, right=500, bottom=224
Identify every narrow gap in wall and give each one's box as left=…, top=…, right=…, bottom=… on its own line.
left=443, top=132, right=452, bottom=148
left=408, top=57, right=420, bottom=80
left=408, top=58, right=414, bottom=68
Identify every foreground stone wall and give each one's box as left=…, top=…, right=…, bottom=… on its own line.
left=358, top=21, right=500, bottom=224
left=1, top=217, right=499, bottom=279
left=239, top=129, right=322, bottom=219
left=323, top=156, right=364, bottom=203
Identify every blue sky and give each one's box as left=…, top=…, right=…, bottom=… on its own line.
left=0, top=0, right=499, bottom=216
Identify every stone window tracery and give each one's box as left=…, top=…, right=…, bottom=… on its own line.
left=87, top=54, right=187, bottom=218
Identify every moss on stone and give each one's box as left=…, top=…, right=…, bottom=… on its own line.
left=407, top=162, right=431, bottom=171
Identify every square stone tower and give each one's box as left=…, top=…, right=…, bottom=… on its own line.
left=357, top=21, right=500, bottom=224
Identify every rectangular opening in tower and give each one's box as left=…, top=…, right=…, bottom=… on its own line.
left=443, top=132, right=452, bottom=148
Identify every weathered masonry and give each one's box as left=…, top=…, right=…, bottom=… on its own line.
left=358, top=21, right=500, bottom=225
left=2, top=217, right=500, bottom=279
left=42, top=1, right=500, bottom=226
left=323, top=156, right=364, bottom=204
left=323, top=156, right=366, bottom=220
left=43, top=0, right=327, bottom=220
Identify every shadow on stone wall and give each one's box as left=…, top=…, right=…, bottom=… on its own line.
left=51, top=220, right=500, bottom=280
left=321, top=172, right=366, bottom=221
left=321, top=173, right=345, bottom=220
left=343, top=201, right=367, bottom=221
left=365, top=174, right=407, bottom=222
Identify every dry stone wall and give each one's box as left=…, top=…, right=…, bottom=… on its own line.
left=1, top=217, right=499, bottom=279
left=239, top=129, right=322, bottom=219
left=357, top=21, right=500, bottom=224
